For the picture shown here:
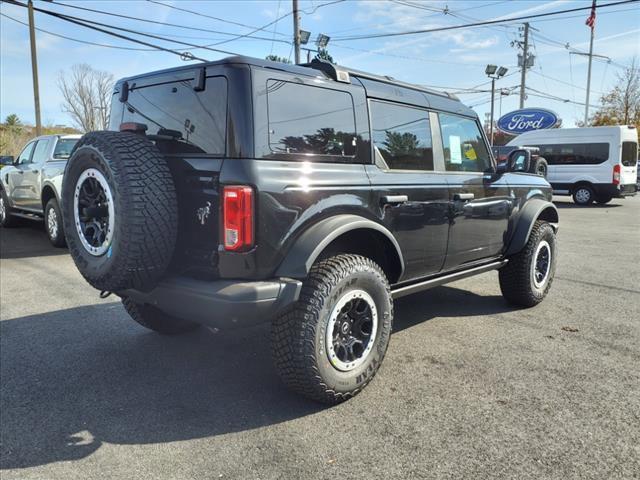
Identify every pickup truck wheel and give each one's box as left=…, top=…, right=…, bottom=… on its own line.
left=45, top=198, right=66, bottom=247
left=62, top=131, right=178, bottom=292
left=122, top=297, right=199, bottom=335
left=272, top=254, right=393, bottom=404
left=499, top=220, right=556, bottom=307
left=0, top=190, right=19, bottom=228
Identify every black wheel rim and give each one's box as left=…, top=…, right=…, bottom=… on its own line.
left=533, top=241, right=551, bottom=288
left=73, top=168, right=114, bottom=256
left=326, top=290, right=378, bottom=371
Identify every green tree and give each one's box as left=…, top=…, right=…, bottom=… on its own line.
left=315, top=48, right=335, bottom=64
left=265, top=55, right=292, bottom=64
left=4, top=114, right=22, bottom=130
left=382, top=131, right=419, bottom=157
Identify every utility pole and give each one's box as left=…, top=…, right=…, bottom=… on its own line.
left=519, top=22, right=529, bottom=109
left=584, top=26, right=595, bottom=124
left=28, top=0, right=42, bottom=136
left=293, top=0, right=300, bottom=64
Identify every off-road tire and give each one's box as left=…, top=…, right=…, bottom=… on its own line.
left=499, top=220, right=556, bottom=307
left=62, top=131, right=178, bottom=292
left=530, top=157, right=548, bottom=178
left=45, top=198, right=66, bottom=247
left=0, top=189, right=19, bottom=228
left=122, top=297, right=199, bottom=335
left=272, top=254, right=393, bottom=404
left=572, top=184, right=594, bottom=205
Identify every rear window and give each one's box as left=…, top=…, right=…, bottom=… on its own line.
left=121, top=76, right=227, bottom=155
left=528, top=143, right=609, bottom=165
left=266, top=80, right=357, bottom=158
left=621, top=141, right=638, bottom=167
left=53, top=138, right=78, bottom=159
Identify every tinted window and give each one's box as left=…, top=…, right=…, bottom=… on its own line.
left=370, top=100, right=433, bottom=170
left=16, top=141, right=35, bottom=164
left=622, top=142, right=638, bottom=167
left=531, top=143, right=609, bottom=165
left=121, top=76, right=227, bottom=155
left=439, top=113, right=491, bottom=172
left=53, top=138, right=79, bottom=159
left=31, top=139, right=51, bottom=164
left=267, top=80, right=356, bottom=157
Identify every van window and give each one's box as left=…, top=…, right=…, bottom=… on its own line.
left=439, top=113, right=491, bottom=172
left=530, top=143, right=609, bottom=165
left=370, top=100, right=433, bottom=170
left=121, top=76, right=227, bottom=155
left=621, top=141, right=638, bottom=167
left=267, top=80, right=357, bottom=157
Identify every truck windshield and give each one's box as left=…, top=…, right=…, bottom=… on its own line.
left=53, top=138, right=79, bottom=159
left=621, top=141, right=638, bottom=167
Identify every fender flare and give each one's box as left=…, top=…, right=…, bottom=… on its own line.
left=275, top=214, right=405, bottom=280
left=505, top=198, right=559, bottom=256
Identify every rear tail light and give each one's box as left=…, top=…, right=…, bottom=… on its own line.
left=223, top=185, right=254, bottom=251
left=613, top=164, right=621, bottom=185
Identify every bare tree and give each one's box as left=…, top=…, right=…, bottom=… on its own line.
left=588, top=57, right=640, bottom=132
left=58, top=64, right=115, bottom=132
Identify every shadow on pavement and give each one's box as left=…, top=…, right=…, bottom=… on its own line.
left=1, top=286, right=513, bottom=470
left=553, top=201, right=622, bottom=209
left=0, top=220, right=68, bottom=260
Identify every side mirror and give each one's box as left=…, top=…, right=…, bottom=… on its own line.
left=508, top=149, right=531, bottom=173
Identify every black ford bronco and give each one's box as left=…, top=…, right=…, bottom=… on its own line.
left=61, top=56, right=558, bottom=404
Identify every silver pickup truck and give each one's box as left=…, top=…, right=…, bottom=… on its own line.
left=0, top=134, right=80, bottom=246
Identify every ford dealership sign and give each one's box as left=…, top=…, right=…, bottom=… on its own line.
left=497, top=108, right=559, bottom=135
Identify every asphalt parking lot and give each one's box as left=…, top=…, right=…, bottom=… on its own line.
left=1, top=196, right=639, bottom=480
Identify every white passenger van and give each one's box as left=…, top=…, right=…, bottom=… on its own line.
left=507, top=125, right=638, bottom=205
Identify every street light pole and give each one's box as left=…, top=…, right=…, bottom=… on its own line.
left=485, top=65, right=508, bottom=147
left=489, top=77, right=496, bottom=146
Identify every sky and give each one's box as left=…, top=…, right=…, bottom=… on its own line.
left=1, top=0, right=639, bottom=129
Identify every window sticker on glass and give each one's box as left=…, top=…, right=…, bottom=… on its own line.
left=449, top=135, right=462, bottom=164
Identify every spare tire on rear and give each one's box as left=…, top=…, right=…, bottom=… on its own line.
left=61, top=131, right=178, bottom=292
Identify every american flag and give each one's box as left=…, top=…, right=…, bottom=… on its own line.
left=585, top=0, right=596, bottom=29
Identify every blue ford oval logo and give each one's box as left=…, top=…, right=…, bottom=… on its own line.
left=497, top=108, right=559, bottom=135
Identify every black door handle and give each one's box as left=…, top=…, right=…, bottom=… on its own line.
left=454, top=193, right=474, bottom=201
left=32, top=170, right=39, bottom=174
left=382, top=195, right=409, bottom=204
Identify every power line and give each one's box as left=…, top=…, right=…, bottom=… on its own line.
left=144, top=0, right=288, bottom=36
left=331, top=0, right=639, bottom=41
left=9, top=1, right=248, bottom=58
left=0, top=11, right=155, bottom=51
left=3, top=0, right=211, bottom=61
left=48, top=0, right=291, bottom=45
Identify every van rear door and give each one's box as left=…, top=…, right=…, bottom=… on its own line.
left=620, top=141, right=638, bottom=186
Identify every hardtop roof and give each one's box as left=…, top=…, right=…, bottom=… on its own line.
left=117, top=55, right=472, bottom=112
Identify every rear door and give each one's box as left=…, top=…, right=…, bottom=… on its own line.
left=365, top=100, right=449, bottom=281
left=620, top=140, right=638, bottom=187
left=437, top=113, right=513, bottom=269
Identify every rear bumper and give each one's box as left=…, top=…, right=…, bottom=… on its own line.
left=592, top=183, right=636, bottom=198
left=120, top=276, right=302, bottom=330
